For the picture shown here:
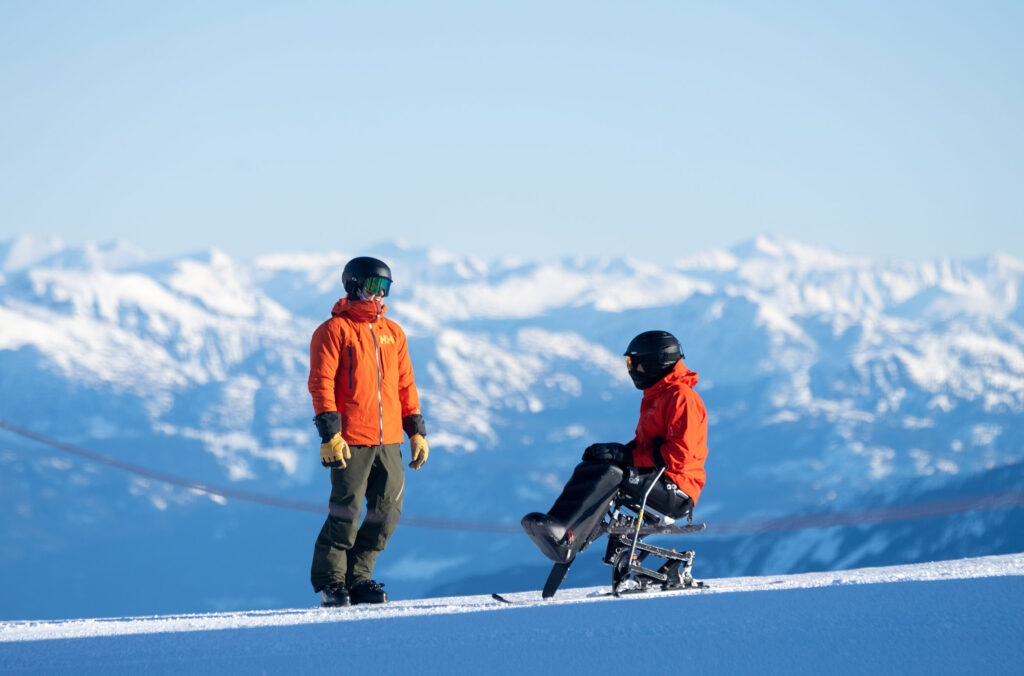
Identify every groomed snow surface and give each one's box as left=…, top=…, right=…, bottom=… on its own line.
left=2, top=554, right=1022, bottom=675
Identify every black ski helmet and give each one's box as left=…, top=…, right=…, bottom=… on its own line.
left=342, top=256, right=393, bottom=298
left=623, top=330, right=684, bottom=390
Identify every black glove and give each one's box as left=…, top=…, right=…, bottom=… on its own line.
left=314, top=411, right=342, bottom=443
left=583, top=442, right=630, bottom=466
left=402, top=414, right=427, bottom=439
left=651, top=436, right=667, bottom=469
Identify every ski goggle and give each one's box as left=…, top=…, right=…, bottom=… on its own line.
left=361, top=276, right=391, bottom=297
left=625, top=354, right=655, bottom=372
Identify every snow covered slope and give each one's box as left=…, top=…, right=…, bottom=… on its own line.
left=2, top=554, right=1022, bottom=675
left=1, top=235, right=1022, bottom=620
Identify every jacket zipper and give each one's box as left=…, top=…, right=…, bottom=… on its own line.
left=347, top=346, right=354, bottom=390
left=369, top=321, right=384, bottom=445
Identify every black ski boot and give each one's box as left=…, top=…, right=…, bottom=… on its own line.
left=319, top=583, right=350, bottom=608
left=522, top=461, right=625, bottom=564
left=349, top=579, right=388, bottom=604
left=521, top=512, right=574, bottom=563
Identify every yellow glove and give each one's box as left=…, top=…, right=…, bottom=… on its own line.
left=320, top=433, right=351, bottom=469
left=409, top=433, right=429, bottom=470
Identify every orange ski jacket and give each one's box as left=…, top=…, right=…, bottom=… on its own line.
left=308, top=298, right=422, bottom=447
left=629, top=360, right=709, bottom=504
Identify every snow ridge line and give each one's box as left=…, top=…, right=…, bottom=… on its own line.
left=2, top=553, right=1022, bottom=643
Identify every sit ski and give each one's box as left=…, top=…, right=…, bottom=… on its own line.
left=510, top=465, right=709, bottom=602
left=509, top=331, right=712, bottom=604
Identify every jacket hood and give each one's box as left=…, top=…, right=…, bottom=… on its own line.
left=331, top=297, right=388, bottom=321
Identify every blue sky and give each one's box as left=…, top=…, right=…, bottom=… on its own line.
left=1, top=1, right=1021, bottom=264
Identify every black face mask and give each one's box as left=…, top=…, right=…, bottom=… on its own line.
left=627, top=357, right=674, bottom=390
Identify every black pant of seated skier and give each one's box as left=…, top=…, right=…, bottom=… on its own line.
left=523, top=330, right=709, bottom=564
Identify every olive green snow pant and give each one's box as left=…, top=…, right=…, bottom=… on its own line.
left=310, top=443, right=405, bottom=591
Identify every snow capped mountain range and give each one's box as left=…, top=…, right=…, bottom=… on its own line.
left=1, top=234, right=1022, bottom=620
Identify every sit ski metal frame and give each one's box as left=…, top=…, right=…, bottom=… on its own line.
left=538, top=471, right=707, bottom=599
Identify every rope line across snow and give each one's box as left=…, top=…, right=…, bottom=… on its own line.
left=1, top=417, right=1021, bottom=535
left=0, top=418, right=519, bottom=534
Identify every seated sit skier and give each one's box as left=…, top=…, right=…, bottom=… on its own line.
left=522, top=330, right=708, bottom=565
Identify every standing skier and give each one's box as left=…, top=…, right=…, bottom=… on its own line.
left=523, top=330, right=708, bottom=564
left=308, top=256, right=429, bottom=607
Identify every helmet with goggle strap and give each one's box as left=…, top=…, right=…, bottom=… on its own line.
left=342, top=256, right=393, bottom=298
left=623, top=330, right=683, bottom=390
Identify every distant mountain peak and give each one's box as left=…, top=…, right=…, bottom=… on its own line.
left=729, top=235, right=865, bottom=270
left=991, top=253, right=1024, bottom=274
left=0, top=234, right=67, bottom=272
left=0, top=235, right=154, bottom=273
